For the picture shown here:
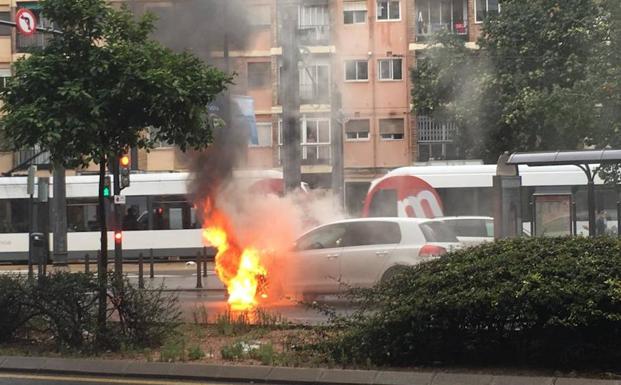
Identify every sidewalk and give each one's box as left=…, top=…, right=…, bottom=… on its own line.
left=0, top=356, right=618, bottom=385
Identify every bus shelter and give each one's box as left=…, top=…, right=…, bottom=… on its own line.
left=506, top=149, right=621, bottom=237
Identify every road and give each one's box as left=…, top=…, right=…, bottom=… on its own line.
left=0, top=263, right=353, bottom=325
left=0, top=372, right=271, bottom=384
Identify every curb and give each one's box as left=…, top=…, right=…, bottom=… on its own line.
left=0, top=356, right=619, bottom=385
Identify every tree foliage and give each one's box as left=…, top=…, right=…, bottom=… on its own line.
left=0, top=0, right=231, bottom=342
left=412, top=0, right=619, bottom=162
left=1, top=0, right=231, bottom=166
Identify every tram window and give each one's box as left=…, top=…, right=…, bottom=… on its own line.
left=0, top=199, right=29, bottom=233
left=152, top=195, right=195, bottom=230
left=124, top=196, right=147, bottom=231
left=67, top=202, right=98, bottom=232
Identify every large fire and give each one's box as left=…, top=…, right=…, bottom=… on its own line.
left=201, top=200, right=268, bottom=311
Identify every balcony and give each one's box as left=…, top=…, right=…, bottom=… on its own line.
left=417, top=116, right=459, bottom=161
left=298, top=24, right=330, bottom=46
left=416, top=22, right=468, bottom=41
left=12, top=148, right=51, bottom=172
left=417, top=116, right=458, bottom=143
left=415, top=0, right=468, bottom=42
left=278, top=143, right=331, bottom=166
left=16, top=31, right=53, bottom=53
left=299, top=82, right=330, bottom=105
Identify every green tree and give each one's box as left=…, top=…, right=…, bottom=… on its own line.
left=412, top=0, right=606, bottom=162
left=411, top=32, right=488, bottom=159
left=0, top=0, right=231, bottom=342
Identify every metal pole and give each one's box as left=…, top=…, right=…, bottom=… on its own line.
left=149, top=248, right=154, bottom=279
left=28, top=192, right=34, bottom=281
left=112, top=157, right=123, bottom=278
left=27, top=165, right=35, bottom=280
left=37, top=177, right=49, bottom=284
left=195, top=252, right=203, bottom=289
left=281, top=0, right=302, bottom=192
left=202, top=247, right=207, bottom=277
left=52, top=163, right=68, bottom=268
left=530, top=198, right=535, bottom=237
left=588, top=178, right=596, bottom=237
left=138, top=252, right=144, bottom=289
left=572, top=201, right=577, bottom=236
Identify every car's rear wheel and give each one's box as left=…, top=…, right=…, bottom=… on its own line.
left=380, top=265, right=408, bottom=285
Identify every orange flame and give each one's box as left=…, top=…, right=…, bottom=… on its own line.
left=202, top=199, right=268, bottom=311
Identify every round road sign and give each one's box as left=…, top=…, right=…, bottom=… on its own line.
left=15, top=8, right=36, bottom=36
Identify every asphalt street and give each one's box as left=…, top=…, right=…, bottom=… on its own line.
left=0, top=372, right=269, bottom=384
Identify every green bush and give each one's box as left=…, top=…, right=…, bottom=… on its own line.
left=0, top=271, right=181, bottom=353
left=326, top=237, right=621, bottom=369
left=0, top=275, right=33, bottom=342
left=188, top=345, right=205, bottom=361
left=31, top=272, right=98, bottom=350
left=108, top=277, right=181, bottom=348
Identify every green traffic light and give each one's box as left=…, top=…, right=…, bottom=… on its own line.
left=103, top=186, right=110, bottom=197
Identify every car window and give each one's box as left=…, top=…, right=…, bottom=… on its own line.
left=342, top=221, right=401, bottom=247
left=420, top=222, right=459, bottom=242
left=296, top=224, right=346, bottom=251
left=452, top=219, right=488, bottom=237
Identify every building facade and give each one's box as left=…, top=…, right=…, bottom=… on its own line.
left=0, top=0, right=499, bottom=214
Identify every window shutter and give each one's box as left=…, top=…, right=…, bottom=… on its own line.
left=379, top=119, right=404, bottom=134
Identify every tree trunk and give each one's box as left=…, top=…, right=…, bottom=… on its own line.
left=97, top=155, right=108, bottom=343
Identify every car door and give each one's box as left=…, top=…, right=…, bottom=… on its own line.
left=290, top=223, right=346, bottom=293
left=339, top=221, right=401, bottom=289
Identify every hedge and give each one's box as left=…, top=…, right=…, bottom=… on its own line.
left=325, top=237, right=621, bottom=369
left=0, top=272, right=180, bottom=352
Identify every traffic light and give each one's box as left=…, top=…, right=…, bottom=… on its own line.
left=103, top=176, right=111, bottom=197
left=114, top=230, right=122, bottom=244
left=120, top=153, right=130, bottom=190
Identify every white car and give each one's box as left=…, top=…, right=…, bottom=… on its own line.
left=283, top=217, right=461, bottom=297
left=434, top=216, right=494, bottom=246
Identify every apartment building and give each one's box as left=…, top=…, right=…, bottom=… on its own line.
left=0, top=0, right=499, bottom=213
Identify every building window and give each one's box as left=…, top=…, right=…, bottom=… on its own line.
left=378, top=58, right=403, bottom=80
left=249, top=5, right=271, bottom=26
left=344, top=1, right=367, bottom=24
left=345, top=119, right=370, bottom=140
left=300, top=64, right=330, bottom=104
left=249, top=122, right=272, bottom=147
left=416, top=0, right=467, bottom=39
left=299, top=5, right=330, bottom=44
left=379, top=118, right=404, bottom=140
left=475, top=0, right=500, bottom=23
left=277, top=117, right=331, bottom=164
left=345, top=60, right=368, bottom=81
left=247, top=62, right=270, bottom=89
left=0, top=69, right=10, bottom=91
left=377, top=0, right=400, bottom=21
left=0, top=12, right=10, bottom=36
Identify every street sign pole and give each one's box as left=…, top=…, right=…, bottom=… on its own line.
left=27, top=165, right=36, bottom=280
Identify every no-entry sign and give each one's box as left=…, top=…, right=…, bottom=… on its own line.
left=15, top=8, right=36, bottom=36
